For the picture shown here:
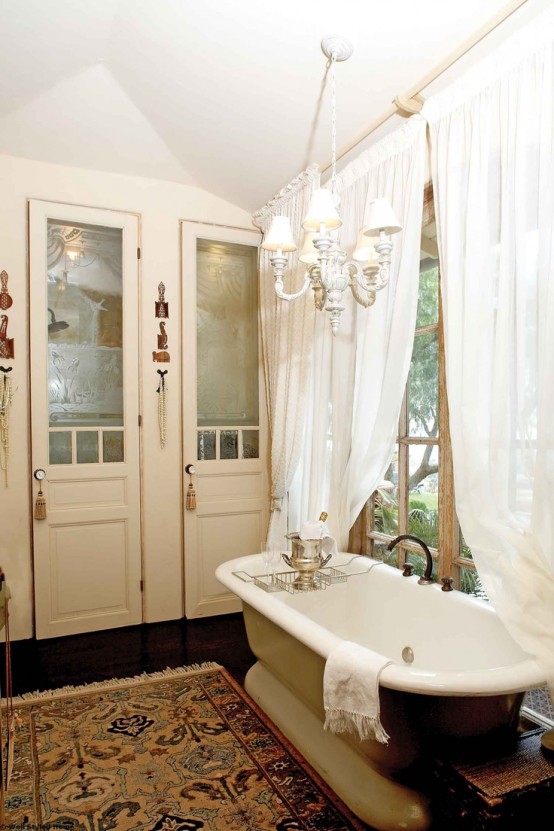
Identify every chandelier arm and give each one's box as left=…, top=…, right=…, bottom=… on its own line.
left=274, top=273, right=313, bottom=302
left=352, top=266, right=378, bottom=294
left=268, top=253, right=313, bottom=301
left=352, top=261, right=391, bottom=295
left=350, top=278, right=376, bottom=308
left=349, top=260, right=372, bottom=292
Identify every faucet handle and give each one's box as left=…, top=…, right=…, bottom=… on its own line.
left=441, top=576, right=454, bottom=592
left=402, top=562, right=414, bottom=577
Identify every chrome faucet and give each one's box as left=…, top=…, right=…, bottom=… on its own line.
left=387, top=534, right=435, bottom=585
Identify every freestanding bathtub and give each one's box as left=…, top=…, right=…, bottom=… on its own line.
left=216, top=552, right=545, bottom=831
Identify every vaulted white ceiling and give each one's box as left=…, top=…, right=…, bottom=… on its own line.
left=0, top=0, right=548, bottom=212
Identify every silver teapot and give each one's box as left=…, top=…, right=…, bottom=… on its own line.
left=282, top=532, right=332, bottom=589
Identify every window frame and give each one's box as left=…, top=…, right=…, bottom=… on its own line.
left=351, top=185, right=476, bottom=589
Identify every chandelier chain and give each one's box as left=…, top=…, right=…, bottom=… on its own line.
left=331, top=50, right=337, bottom=197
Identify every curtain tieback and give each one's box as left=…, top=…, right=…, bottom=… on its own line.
left=271, top=497, right=283, bottom=512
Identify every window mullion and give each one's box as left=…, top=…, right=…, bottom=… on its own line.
left=397, top=390, right=409, bottom=567
left=438, top=281, right=459, bottom=585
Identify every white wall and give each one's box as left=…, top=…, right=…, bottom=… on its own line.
left=0, top=153, right=253, bottom=641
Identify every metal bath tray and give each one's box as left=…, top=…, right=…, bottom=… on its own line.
left=232, top=567, right=347, bottom=594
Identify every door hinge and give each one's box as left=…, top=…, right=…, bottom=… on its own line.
left=140, top=579, right=144, bottom=592
left=137, top=246, right=141, bottom=260
left=138, top=414, right=142, bottom=427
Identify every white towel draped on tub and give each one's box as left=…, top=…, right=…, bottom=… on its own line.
left=323, top=640, right=393, bottom=744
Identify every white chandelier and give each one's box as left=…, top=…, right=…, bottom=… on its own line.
left=261, top=36, right=402, bottom=335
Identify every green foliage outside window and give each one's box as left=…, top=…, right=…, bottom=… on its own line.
left=371, top=262, right=484, bottom=596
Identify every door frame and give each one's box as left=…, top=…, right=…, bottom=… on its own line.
left=179, top=219, right=268, bottom=618
left=27, top=198, right=144, bottom=638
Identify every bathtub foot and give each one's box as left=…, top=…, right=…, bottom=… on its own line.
left=245, top=662, right=432, bottom=831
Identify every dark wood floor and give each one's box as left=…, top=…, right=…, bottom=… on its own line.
left=1, top=613, right=257, bottom=696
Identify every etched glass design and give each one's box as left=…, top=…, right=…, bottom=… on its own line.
left=46, top=219, right=124, bottom=429
left=242, top=430, right=259, bottom=459
left=76, top=431, right=99, bottom=463
left=196, top=239, right=259, bottom=428
left=103, top=430, right=124, bottom=463
left=49, top=431, right=72, bottom=465
left=220, top=430, right=238, bottom=460
left=197, top=430, right=216, bottom=461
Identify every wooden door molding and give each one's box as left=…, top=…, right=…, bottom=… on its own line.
left=180, top=221, right=269, bottom=618
left=28, top=199, right=143, bottom=638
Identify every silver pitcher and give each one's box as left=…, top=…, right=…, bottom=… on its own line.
left=282, top=532, right=332, bottom=589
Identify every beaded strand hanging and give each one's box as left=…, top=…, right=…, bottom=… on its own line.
left=0, top=368, right=13, bottom=487
left=157, top=369, right=168, bottom=449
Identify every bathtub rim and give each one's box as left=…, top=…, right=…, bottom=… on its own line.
left=216, top=553, right=545, bottom=697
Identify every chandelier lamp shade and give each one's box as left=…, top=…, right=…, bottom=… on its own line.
left=261, top=37, right=402, bottom=334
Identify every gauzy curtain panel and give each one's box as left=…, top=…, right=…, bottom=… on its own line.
left=423, top=7, right=554, bottom=696
left=253, top=165, right=319, bottom=548
left=335, top=117, right=427, bottom=548
left=291, top=117, right=426, bottom=548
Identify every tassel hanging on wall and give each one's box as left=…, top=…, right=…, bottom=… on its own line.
left=185, top=463, right=196, bottom=511
left=186, top=480, right=196, bottom=510
left=34, top=482, right=47, bottom=520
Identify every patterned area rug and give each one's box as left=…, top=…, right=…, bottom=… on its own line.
left=2, top=664, right=368, bottom=830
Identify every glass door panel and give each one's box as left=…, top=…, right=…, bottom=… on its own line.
left=46, top=219, right=124, bottom=464
left=196, top=239, right=259, bottom=428
left=196, top=239, right=259, bottom=460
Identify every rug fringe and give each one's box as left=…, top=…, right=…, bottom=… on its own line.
left=2, top=662, right=222, bottom=705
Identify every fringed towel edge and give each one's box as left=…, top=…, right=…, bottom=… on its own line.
left=324, top=707, right=390, bottom=745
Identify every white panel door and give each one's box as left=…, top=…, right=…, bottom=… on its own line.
left=29, top=200, right=142, bottom=638
left=181, top=222, right=268, bottom=618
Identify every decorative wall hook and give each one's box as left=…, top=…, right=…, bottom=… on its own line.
left=157, top=321, right=168, bottom=350
left=152, top=350, right=170, bottom=362
left=155, top=282, right=169, bottom=318
left=0, top=271, right=13, bottom=310
left=0, top=315, right=14, bottom=360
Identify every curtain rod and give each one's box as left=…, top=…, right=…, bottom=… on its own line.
left=321, top=0, right=528, bottom=173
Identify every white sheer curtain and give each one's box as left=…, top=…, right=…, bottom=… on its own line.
left=423, top=7, right=554, bottom=695
left=291, top=118, right=427, bottom=548
left=253, top=165, right=319, bottom=548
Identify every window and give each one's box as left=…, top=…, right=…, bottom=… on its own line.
left=355, top=187, right=481, bottom=595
